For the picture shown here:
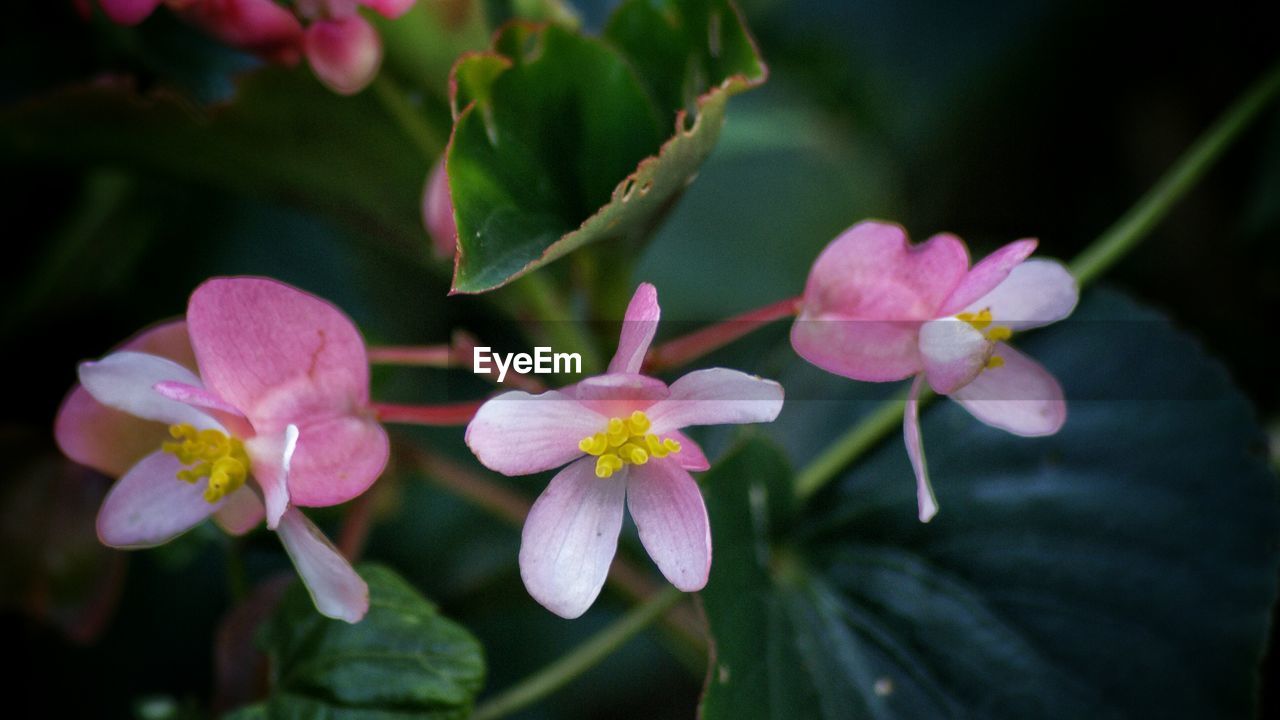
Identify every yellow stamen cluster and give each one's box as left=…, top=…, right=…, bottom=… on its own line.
left=578, top=410, right=682, bottom=478
left=162, top=424, right=250, bottom=503
left=957, top=307, right=1013, bottom=371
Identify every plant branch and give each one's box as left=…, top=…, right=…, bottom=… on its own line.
left=644, top=296, right=802, bottom=373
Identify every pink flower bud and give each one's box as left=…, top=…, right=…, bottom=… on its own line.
left=97, top=0, right=164, bottom=25
left=303, top=14, right=383, bottom=95
left=423, top=158, right=458, bottom=260
left=177, top=0, right=305, bottom=64
left=362, top=0, right=415, bottom=19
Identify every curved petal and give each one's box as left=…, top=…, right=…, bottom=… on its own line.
left=667, top=430, right=709, bottom=471
left=186, top=277, right=371, bottom=431
left=904, top=376, right=938, bottom=522
left=97, top=451, right=221, bottom=548
left=646, top=369, right=784, bottom=434
left=465, top=390, right=605, bottom=476
left=519, top=458, right=627, bottom=618
left=152, top=381, right=254, bottom=438
left=608, top=283, right=660, bottom=374
left=423, top=158, right=458, bottom=259
left=570, top=373, right=668, bottom=417
left=918, top=317, right=992, bottom=395
left=78, top=352, right=222, bottom=430
left=940, top=238, right=1038, bottom=315
left=287, top=416, right=389, bottom=507
left=100, top=0, right=163, bottom=25
left=55, top=321, right=195, bottom=477
left=178, top=0, right=305, bottom=63
left=304, top=15, right=383, bottom=95
left=627, top=460, right=711, bottom=591
left=951, top=343, right=1066, bottom=436
left=275, top=507, right=369, bottom=623
left=245, top=424, right=298, bottom=529
left=791, top=312, right=925, bottom=382
left=214, top=486, right=265, bottom=536
left=963, top=259, right=1079, bottom=331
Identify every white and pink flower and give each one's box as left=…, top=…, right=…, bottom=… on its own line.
left=792, top=220, right=1078, bottom=522
left=466, top=283, right=784, bottom=618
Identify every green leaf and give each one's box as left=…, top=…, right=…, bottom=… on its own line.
left=233, top=564, right=485, bottom=720
left=447, top=0, right=767, bottom=293
left=700, top=289, right=1280, bottom=719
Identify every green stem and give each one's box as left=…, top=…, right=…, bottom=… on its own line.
left=471, top=587, right=683, bottom=720
left=510, top=272, right=604, bottom=376
left=795, top=59, right=1280, bottom=500
left=371, top=74, right=446, bottom=160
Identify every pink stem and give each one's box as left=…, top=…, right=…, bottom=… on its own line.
left=371, top=400, right=483, bottom=426
left=644, top=296, right=802, bottom=372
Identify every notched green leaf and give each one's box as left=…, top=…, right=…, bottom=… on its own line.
left=230, top=564, right=485, bottom=720
left=447, top=0, right=767, bottom=293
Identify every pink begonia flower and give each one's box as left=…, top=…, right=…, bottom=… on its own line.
left=178, top=0, right=306, bottom=65
left=54, top=277, right=390, bottom=622
left=96, top=0, right=164, bottom=25
left=466, top=283, right=785, bottom=618
left=792, top=220, right=1078, bottom=522
left=423, top=157, right=458, bottom=259
left=303, top=14, right=383, bottom=96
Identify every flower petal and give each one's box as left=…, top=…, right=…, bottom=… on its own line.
left=423, top=157, right=458, bottom=259
left=519, top=458, right=627, bottom=618
left=939, top=238, right=1038, bottom=315
left=287, top=416, right=389, bottom=508
left=78, top=351, right=222, bottom=430
left=304, top=15, right=383, bottom=95
left=177, top=0, right=305, bottom=63
left=97, top=451, right=221, bottom=548
left=627, top=460, right=711, bottom=591
left=963, top=259, right=1079, bottom=331
left=275, top=507, right=369, bottom=623
left=951, top=343, right=1066, bottom=436
left=362, top=0, right=414, bottom=19
left=214, top=486, right=265, bottom=536
left=186, top=277, right=371, bottom=431
left=466, top=390, right=605, bottom=476
left=904, top=376, right=939, bottom=522
left=152, top=380, right=254, bottom=438
left=245, top=424, right=298, bottom=529
left=792, top=221, right=969, bottom=381
left=918, top=317, right=992, bottom=395
left=646, top=369, right=784, bottom=434
left=667, top=431, right=709, bottom=471
left=570, top=373, right=669, bottom=417
left=99, top=0, right=163, bottom=25
left=56, top=321, right=195, bottom=477
left=608, top=283, right=660, bottom=374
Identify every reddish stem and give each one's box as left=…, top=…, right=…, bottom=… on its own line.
left=371, top=400, right=484, bottom=426
left=337, top=487, right=378, bottom=561
left=644, top=296, right=802, bottom=372
left=367, top=344, right=452, bottom=366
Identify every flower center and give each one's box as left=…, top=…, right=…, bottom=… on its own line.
left=162, top=424, right=250, bottom=504
left=956, top=308, right=1010, bottom=369
left=578, top=410, right=682, bottom=478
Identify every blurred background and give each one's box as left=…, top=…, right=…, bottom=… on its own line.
left=2, top=0, right=1278, bottom=717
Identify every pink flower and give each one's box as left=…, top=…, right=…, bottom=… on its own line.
left=423, top=157, right=458, bottom=260
left=54, top=277, right=390, bottom=622
left=466, top=284, right=784, bottom=618
left=295, top=0, right=411, bottom=95
left=792, top=221, right=1078, bottom=522
left=96, top=0, right=164, bottom=25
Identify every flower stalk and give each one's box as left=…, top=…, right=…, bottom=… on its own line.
left=644, top=296, right=802, bottom=373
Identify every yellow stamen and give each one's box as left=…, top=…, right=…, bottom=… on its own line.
left=162, top=423, right=249, bottom=503
left=958, top=307, right=1013, bottom=344
left=579, top=411, right=681, bottom=478
left=985, top=355, right=1006, bottom=369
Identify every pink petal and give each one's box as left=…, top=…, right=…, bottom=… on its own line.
left=214, top=486, right=265, bottom=536
left=645, top=368, right=784, bottom=434
left=608, top=283, right=660, bottom=375
left=939, top=238, right=1038, bottom=315
left=904, top=376, right=938, bottom=522
left=793, top=222, right=970, bottom=381
left=626, top=460, right=711, bottom=591
left=950, top=343, right=1066, bottom=436
left=465, top=390, right=605, bottom=476
left=570, top=373, right=669, bottom=417
left=99, top=0, right=163, bottom=25
left=179, top=0, right=305, bottom=63
left=918, top=317, right=992, bottom=395
left=55, top=321, right=195, bottom=477
left=152, top=380, right=254, bottom=438
left=286, top=416, right=389, bottom=507
left=78, top=352, right=222, bottom=430
left=362, top=0, right=414, bottom=19
left=245, top=424, right=298, bottom=529
left=186, top=277, right=370, bottom=432
left=97, top=451, right=221, bottom=548
left=961, top=259, right=1078, bottom=331
left=304, top=15, right=383, bottom=95
left=519, top=458, right=627, bottom=618
left=423, top=158, right=458, bottom=260
left=275, top=507, right=369, bottom=623
left=667, top=430, right=709, bottom=471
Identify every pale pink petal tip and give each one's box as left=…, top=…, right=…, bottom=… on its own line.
left=466, top=390, right=604, bottom=476
left=951, top=343, right=1066, bottom=437
left=97, top=452, right=222, bottom=548
left=519, top=458, right=626, bottom=618
left=276, top=508, right=369, bottom=623
left=424, top=158, right=458, bottom=260
left=904, top=377, right=938, bottom=523
left=608, top=283, right=661, bottom=374
left=627, top=461, right=711, bottom=591
left=304, top=15, right=383, bottom=95
left=645, top=368, right=783, bottom=434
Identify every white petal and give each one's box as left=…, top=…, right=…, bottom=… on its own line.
left=466, top=390, right=606, bottom=476
left=97, top=451, right=221, bottom=548
left=519, top=458, right=627, bottom=618
left=245, top=424, right=298, bottom=530
left=904, top=376, right=938, bottom=522
left=78, top=351, right=221, bottom=430
left=951, top=343, right=1067, bottom=436
left=646, top=368, right=784, bottom=434
left=627, top=460, right=711, bottom=591
left=918, top=317, right=992, bottom=395
left=964, top=259, right=1078, bottom=331
left=275, top=507, right=369, bottom=623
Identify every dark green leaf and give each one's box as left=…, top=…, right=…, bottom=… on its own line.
left=234, top=564, right=485, bottom=720
left=701, top=289, right=1280, bottom=719
left=447, top=0, right=766, bottom=292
